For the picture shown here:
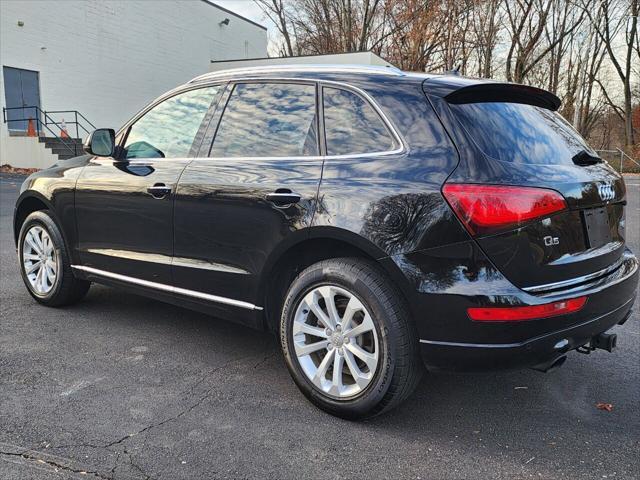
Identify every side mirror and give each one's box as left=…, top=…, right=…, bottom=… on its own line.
left=84, top=128, right=115, bottom=157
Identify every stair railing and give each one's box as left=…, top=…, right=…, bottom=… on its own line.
left=2, top=106, right=95, bottom=157
left=44, top=109, right=96, bottom=140
left=596, top=148, right=640, bottom=174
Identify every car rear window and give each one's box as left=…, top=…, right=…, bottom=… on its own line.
left=450, top=102, right=596, bottom=165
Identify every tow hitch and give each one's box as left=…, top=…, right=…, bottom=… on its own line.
left=576, top=332, right=617, bottom=354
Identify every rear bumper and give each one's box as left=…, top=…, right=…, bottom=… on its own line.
left=419, top=296, right=634, bottom=372
left=385, top=243, right=638, bottom=372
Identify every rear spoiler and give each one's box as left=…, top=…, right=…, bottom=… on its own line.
left=444, top=83, right=561, bottom=111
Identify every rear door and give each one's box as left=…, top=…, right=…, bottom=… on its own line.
left=172, top=81, right=322, bottom=325
left=442, top=94, right=626, bottom=291
left=75, top=85, right=221, bottom=284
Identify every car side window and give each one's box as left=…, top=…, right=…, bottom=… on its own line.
left=323, top=87, right=397, bottom=156
left=210, top=83, right=318, bottom=157
left=123, top=86, right=219, bottom=159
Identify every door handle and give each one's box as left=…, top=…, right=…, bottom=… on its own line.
left=147, top=183, right=172, bottom=199
left=266, top=189, right=301, bottom=206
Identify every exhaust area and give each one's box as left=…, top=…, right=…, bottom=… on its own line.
left=533, top=355, right=567, bottom=373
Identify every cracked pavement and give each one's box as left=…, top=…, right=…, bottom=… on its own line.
left=1, top=172, right=639, bottom=479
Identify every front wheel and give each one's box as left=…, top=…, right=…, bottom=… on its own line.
left=280, top=258, right=422, bottom=419
left=18, top=210, right=90, bottom=307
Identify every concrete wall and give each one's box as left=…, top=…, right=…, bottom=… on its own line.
left=0, top=136, right=59, bottom=170
left=0, top=0, right=267, bottom=168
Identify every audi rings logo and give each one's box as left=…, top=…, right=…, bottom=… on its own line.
left=598, top=183, right=615, bottom=202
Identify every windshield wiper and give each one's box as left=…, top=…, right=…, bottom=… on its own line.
left=572, top=150, right=603, bottom=166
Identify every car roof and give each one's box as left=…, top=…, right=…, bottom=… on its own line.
left=186, top=64, right=486, bottom=96
left=183, top=64, right=558, bottom=107
left=188, top=64, right=407, bottom=83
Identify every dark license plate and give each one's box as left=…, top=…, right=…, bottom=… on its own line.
left=583, top=207, right=612, bottom=248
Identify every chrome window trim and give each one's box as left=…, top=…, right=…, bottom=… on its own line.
left=71, top=265, right=262, bottom=311
left=90, top=158, right=193, bottom=166
left=522, top=257, right=625, bottom=293
left=195, top=77, right=407, bottom=161
left=320, top=81, right=405, bottom=158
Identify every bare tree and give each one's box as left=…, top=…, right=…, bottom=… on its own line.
left=504, top=0, right=585, bottom=83
left=581, top=0, right=637, bottom=146
left=283, top=0, right=389, bottom=54
left=382, top=0, right=448, bottom=71
left=470, top=0, right=502, bottom=78
left=569, top=20, right=609, bottom=138
left=253, top=0, right=636, bottom=152
left=255, top=0, right=297, bottom=56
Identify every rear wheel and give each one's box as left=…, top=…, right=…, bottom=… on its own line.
left=280, top=258, right=422, bottom=419
left=18, top=210, right=90, bottom=306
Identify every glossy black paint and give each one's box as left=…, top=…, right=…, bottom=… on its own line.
left=425, top=80, right=629, bottom=287
left=14, top=68, right=639, bottom=373
left=173, top=156, right=322, bottom=328
left=75, top=157, right=188, bottom=284
left=311, top=75, right=466, bottom=255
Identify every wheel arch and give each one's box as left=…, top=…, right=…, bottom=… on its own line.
left=258, top=226, right=413, bottom=332
left=13, top=192, right=54, bottom=245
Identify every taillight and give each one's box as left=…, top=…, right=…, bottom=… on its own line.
left=468, top=296, right=587, bottom=322
left=442, top=184, right=567, bottom=235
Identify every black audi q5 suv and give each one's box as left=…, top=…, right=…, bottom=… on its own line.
left=14, top=65, right=638, bottom=419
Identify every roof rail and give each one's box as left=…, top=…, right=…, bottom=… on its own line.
left=188, top=64, right=404, bottom=84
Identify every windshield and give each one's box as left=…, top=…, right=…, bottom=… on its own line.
left=450, top=102, right=597, bottom=165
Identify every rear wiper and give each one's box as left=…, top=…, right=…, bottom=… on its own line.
left=572, top=150, right=603, bottom=166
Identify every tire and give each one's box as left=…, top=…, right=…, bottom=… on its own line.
left=280, top=257, right=422, bottom=419
left=18, top=210, right=90, bottom=307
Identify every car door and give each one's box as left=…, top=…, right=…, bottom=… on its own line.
left=74, top=85, right=222, bottom=284
left=172, top=81, right=323, bottom=326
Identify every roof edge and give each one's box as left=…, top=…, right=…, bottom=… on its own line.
left=201, top=1, right=267, bottom=31
left=189, top=64, right=404, bottom=83
left=210, top=51, right=380, bottom=64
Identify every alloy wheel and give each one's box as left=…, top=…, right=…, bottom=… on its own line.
left=292, top=285, right=379, bottom=399
left=22, top=225, right=58, bottom=295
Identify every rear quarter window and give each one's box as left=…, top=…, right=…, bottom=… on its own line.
left=450, top=102, right=596, bottom=165
left=323, top=87, right=398, bottom=156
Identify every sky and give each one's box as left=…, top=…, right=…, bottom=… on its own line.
left=214, top=0, right=279, bottom=54
left=214, top=0, right=265, bottom=25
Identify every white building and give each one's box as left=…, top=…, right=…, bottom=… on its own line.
left=0, top=0, right=267, bottom=168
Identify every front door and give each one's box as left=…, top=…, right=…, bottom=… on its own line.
left=75, top=85, right=221, bottom=284
left=172, top=81, right=323, bottom=325
left=3, top=66, right=41, bottom=131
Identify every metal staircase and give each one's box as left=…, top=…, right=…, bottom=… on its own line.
left=3, top=106, right=95, bottom=160
left=39, top=136, right=85, bottom=160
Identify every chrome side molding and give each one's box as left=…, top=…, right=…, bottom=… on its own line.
left=71, top=265, right=262, bottom=311
left=84, top=248, right=250, bottom=275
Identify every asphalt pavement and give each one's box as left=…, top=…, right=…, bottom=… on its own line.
left=1, top=172, right=639, bottom=480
